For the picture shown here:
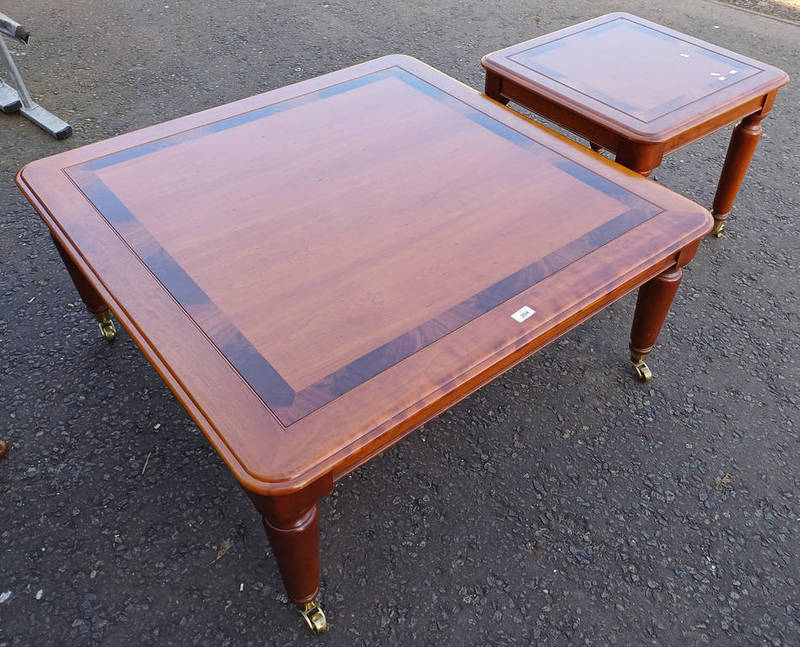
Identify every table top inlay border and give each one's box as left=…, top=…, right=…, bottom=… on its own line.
left=66, top=65, right=662, bottom=426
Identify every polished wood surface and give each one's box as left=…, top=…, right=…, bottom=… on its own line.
left=67, top=68, right=661, bottom=425
left=17, top=55, right=711, bottom=500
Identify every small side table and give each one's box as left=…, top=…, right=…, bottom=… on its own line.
left=482, top=12, right=788, bottom=236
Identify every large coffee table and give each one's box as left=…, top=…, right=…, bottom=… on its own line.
left=16, top=55, right=712, bottom=632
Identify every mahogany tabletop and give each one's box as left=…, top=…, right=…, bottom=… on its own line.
left=17, top=55, right=712, bottom=497
left=481, top=12, right=789, bottom=143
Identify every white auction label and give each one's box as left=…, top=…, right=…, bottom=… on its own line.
left=511, top=306, right=535, bottom=323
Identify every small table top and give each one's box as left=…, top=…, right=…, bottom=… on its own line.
left=17, top=55, right=711, bottom=495
left=482, top=13, right=789, bottom=142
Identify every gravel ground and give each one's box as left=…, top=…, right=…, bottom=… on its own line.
left=1, top=1, right=798, bottom=646
left=716, top=0, right=800, bottom=24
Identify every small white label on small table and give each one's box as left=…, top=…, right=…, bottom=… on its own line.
left=511, top=306, right=535, bottom=323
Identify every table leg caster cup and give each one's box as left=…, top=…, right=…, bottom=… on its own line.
left=711, top=220, right=726, bottom=237
left=95, top=310, right=117, bottom=342
left=300, top=600, right=328, bottom=633
left=630, top=351, right=653, bottom=382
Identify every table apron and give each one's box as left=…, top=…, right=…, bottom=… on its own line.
left=330, top=252, right=680, bottom=485
left=497, top=76, right=772, bottom=156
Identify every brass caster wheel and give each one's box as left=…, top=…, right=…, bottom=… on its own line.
left=95, top=311, right=117, bottom=342
left=0, top=439, right=8, bottom=459
left=300, top=601, right=328, bottom=633
left=630, top=352, right=652, bottom=382
left=711, top=220, right=726, bottom=237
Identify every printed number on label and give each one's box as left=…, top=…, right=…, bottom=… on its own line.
left=511, top=306, right=535, bottom=323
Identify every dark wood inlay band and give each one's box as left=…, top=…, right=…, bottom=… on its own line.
left=68, top=66, right=662, bottom=426
left=508, top=17, right=761, bottom=123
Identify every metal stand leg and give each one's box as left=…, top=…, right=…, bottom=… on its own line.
left=0, top=76, right=20, bottom=112
left=0, top=12, right=71, bottom=139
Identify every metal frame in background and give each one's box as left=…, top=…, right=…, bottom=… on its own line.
left=1, top=11, right=71, bottom=139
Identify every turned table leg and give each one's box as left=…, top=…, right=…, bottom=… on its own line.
left=247, top=491, right=328, bottom=633
left=628, top=266, right=683, bottom=381
left=51, top=234, right=116, bottom=341
left=710, top=112, right=765, bottom=237
left=484, top=70, right=510, bottom=105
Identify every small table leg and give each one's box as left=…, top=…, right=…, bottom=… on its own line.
left=614, top=142, right=661, bottom=178
left=628, top=266, right=683, bottom=381
left=710, top=112, right=765, bottom=237
left=484, top=70, right=510, bottom=105
left=51, top=234, right=116, bottom=341
left=247, top=491, right=328, bottom=633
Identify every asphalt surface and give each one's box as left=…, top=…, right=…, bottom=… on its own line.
left=1, top=1, right=798, bottom=645
left=718, top=0, right=800, bottom=23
